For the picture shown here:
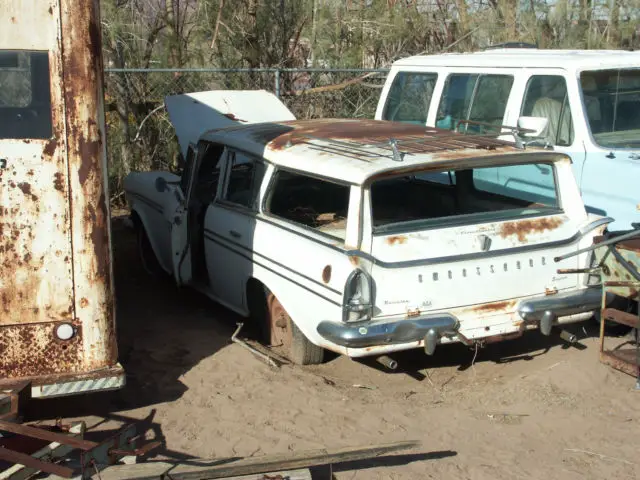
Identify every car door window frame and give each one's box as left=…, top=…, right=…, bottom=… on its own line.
left=218, top=148, right=266, bottom=212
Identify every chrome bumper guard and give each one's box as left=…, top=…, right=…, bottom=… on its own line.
left=517, top=286, right=606, bottom=336
left=316, top=314, right=459, bottom=355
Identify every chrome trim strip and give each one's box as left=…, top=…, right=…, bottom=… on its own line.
left=128, top=192, right=163, bottom=213
left=204, top=232, right=342, bottom=307
left=257, top=214, right=612, bottom=270
left=204, top=228, right=342, bottom=296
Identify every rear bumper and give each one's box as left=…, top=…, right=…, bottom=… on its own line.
left=317, top=287, right=604, bottom=354
left=517, top=287, right=606, bottom=335
left=317, top=314, right=459, bottom=350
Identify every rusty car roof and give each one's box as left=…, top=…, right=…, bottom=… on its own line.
left=200, top=118, right=566, bottom=184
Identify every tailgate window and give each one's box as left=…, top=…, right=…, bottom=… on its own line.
left=371, top=162, right=560, bottom=233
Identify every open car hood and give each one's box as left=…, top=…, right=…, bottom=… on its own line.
left=164, top=90, right=296, bottom=158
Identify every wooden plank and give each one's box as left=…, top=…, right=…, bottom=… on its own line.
left=169, top=440, right=421, bottom=480
left=88, top=440, right=420, bottom=480
left=0, top=422, right=85, bottom=480
left=0, top=447, right=74, bottom=478
left=603, top=308, right=639, bottom=328
left=93, top=465, right=311, bottom=480
left=0, top=421, right=96, bottom=451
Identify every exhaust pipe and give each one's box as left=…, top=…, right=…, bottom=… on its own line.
left=559, top=329, right=577, bottom=344
left=376, top=355, right=398, bottom=370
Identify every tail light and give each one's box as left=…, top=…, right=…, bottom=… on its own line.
left=343, top=269, right=373, bottom=323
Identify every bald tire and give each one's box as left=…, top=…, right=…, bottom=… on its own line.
left=265, top=290, right=324, bottom=366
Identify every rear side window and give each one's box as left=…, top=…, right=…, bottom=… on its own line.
left=436, top=74, right=514, bottom=132
left=371, top=162, right=560, bottom=233
left=0, top=51, right=52, bottom=139
left=521, top=75, right=574, bottom=146
left=382, top=72, right=438, bottom=125
left=265, top=170, right=350, bottom=241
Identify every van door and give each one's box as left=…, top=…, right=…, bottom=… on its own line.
left=0, top=4, right=74, bottom=327
left=505, top=74, right=587, bottom=199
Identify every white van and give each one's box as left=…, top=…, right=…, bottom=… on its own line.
left=375, top=48, right=640, bottom=231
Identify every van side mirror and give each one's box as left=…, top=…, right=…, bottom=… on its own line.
left=517, top=116, right=548, bottom=137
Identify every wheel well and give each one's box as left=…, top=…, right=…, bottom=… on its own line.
left=246, top=278, right=265, bottom=316
left=130, top=210, right=143, bottom=229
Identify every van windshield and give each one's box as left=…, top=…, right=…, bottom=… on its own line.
left=371, top=162, right=560, bottom=234
left=580, top=69, right=640, bottom=149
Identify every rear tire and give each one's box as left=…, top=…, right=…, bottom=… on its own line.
left=258, top=287, right=324, bottom=365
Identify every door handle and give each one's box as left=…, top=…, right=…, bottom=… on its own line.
left=229, top=230, right=241, bottom=239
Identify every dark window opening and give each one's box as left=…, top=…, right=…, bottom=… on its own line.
left=436, top=74, right=514, bottom=132
left=382, top=72, right=438, bottom=125
left=266, top=170, right=350, bottom=241
left=0, top=50, right=53, bottom=140
left=371, top=162, right=559, bottom=233
left=224, top=150, right=266, bottom=210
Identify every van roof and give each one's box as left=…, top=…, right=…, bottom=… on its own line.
left=201, top=118, right=564, bottom=185
left=392, top=48, right=640, bottom=71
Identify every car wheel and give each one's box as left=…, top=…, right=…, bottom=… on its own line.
left=264, top=290, right=324, bottom=365
left=136, top=224, right=165, bottom=277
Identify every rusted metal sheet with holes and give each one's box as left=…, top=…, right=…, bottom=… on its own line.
left=0, top=0, right=123, bottom=396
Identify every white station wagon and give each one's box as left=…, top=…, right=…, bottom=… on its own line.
left=124, top=90, right=611, bottom=366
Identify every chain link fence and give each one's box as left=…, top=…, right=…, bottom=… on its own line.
left=104, top=68, right=388, bottom=202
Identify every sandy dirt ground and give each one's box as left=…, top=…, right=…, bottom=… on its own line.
left=33, top=216, right=640, bottom=480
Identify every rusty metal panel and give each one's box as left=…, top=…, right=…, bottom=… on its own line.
left=58, top=0, right=118, bottom=370
left=0, top=0, right=74, bottom=341
left=0, top=322, right=83, bottom=378
left=0, top=0, right=119, bottom=384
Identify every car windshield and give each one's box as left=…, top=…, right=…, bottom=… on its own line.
left=371, top=162, right=560, bottom=234
left=580, top=69, right=640, bottom=149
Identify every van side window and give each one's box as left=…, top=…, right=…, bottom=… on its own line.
left=435, top=74, right=513, bottom=132
left=382, top=72, right=438, bottom=125
left=521, top=76, right=574, bottom=147
left=0, top=51, right=53, bottom=139
left=224, top=150, right=266, bottom=210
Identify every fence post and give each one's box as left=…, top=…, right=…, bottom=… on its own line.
left=274, top=68, right=280, bottom=97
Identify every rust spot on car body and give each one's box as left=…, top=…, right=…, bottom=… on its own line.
left=386, top=235, right=407, bottom=246
left=43, top=137, right=58, bottom=157
left=471, top=300, right=516, bottom=314
left=406, top=308, right=421, bottom=318
left=500, top=217, right=564, bottom=242
left=17, top=182, right=38, bottom=201
left=322, top=265, right=332, bottom=284
left=53, top=172, right=65, bottom=192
